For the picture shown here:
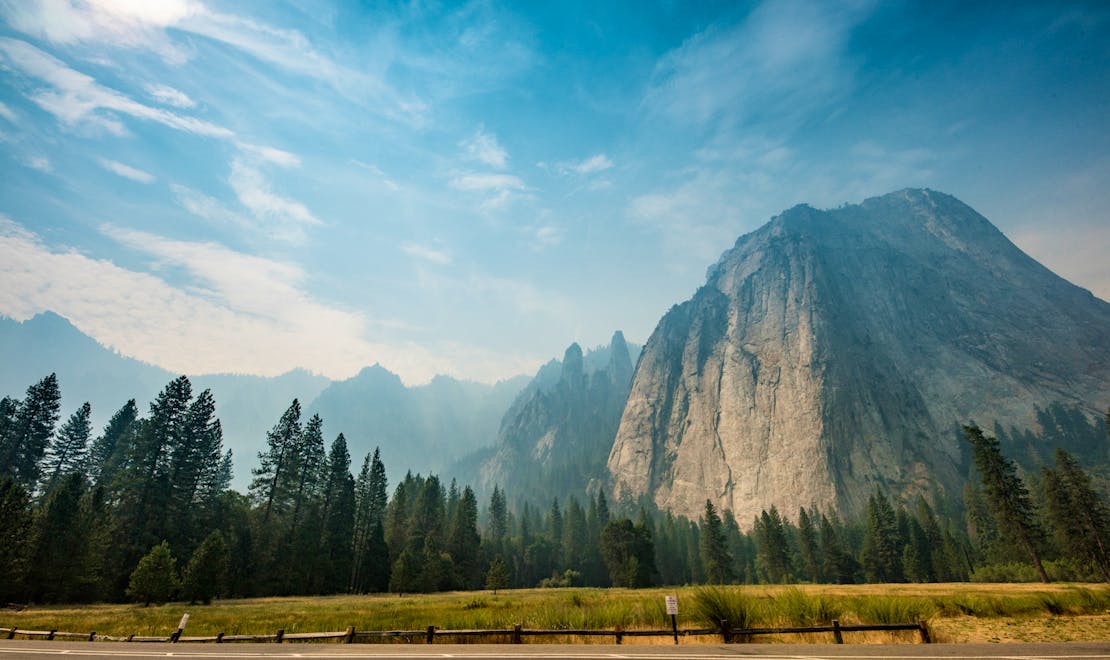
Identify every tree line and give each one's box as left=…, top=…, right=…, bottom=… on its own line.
left=1, top=374, right=1108, bottom=605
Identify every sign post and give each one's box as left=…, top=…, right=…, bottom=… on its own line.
left=171, top=613, right=189, bottom=643
left=664, top=595, right=678, bottom=644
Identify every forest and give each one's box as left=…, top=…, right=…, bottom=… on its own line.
left=1, top=373, right=1108, bottom=606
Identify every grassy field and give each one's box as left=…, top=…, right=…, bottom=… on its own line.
left=3, top=583, right=1109, bottom=644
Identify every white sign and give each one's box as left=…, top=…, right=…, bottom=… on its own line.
left=178, top=614, right=190, bottom=630
left=665, top=595, right=678, bottom=615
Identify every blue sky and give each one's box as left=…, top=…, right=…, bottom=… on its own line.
left=1, top=0, right=1108, bottom=384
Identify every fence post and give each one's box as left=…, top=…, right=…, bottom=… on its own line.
left=216, top=632, right=224, bottom=643
left=831, top=619, right=843, bottom=644
left=512, top=624, right=521, bottom=644
left=275, top=628, right=285, bottom=643
left=170, top=629, right=182, bottom=643
left=426, top=625, right=435, bottom=644
left=47, top=630, right=56, bottom=641
left=88, top=632, right=96, bottom=642
left=6, top=628, right=15, bottom=640
left=918, top=621, right=931, bottom=644
left=344, top=626, right=355, bottom=644
left=720, top=619, right=731, bottom=643
left=614, top=625, right=623, bottom=645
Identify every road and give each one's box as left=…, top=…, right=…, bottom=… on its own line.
left=2, top=641, right=1109, bottom=659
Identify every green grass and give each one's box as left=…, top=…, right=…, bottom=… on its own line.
left=3, top=583, right=1109, bottom=641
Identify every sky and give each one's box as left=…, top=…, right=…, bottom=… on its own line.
left=1, top=0, right=1108, bottom=386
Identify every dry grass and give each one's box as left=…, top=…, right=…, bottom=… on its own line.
left=2, top=583, right=1108, bottom=644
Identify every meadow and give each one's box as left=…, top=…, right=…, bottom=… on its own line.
left=3, top=583, right=1109, bottom=644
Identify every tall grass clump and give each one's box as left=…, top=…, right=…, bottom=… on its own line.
left=691, top=587, right=759, bottom=631
left=771, top=587, right=842, bottom=626
left=851, top=595, right=935, bottom=624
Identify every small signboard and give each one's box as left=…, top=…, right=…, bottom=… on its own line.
left=665, top=595, right=678, bottom=615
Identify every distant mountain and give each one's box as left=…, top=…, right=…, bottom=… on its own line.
left=464, top=331, right=640, bottom=504
left=608, top=189, right=1110, bottom=524
left=307, top=365, right=528, bottom=485
left=0, top=312, right=332, bottom=488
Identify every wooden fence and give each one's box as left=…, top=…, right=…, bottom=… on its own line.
left=1, top=619, right=930, bottom=645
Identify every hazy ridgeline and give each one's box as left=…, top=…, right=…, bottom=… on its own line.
left=1, top=373, right=1109, bottom=605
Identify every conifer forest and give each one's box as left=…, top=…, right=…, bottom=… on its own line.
left=2, top=373, right=1109, bottom=606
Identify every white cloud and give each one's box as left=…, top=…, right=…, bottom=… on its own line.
left=238, top=142, right=300, bottom=167
left=228, top=158, right=321, bottom=242
left=0, top=216, right=538, bottom=383
left=145, top=83, right=196, bottom=109
left=572, top=154, right=613, bottom=174
left=0, top=101, right=16, bottom=123
left=25, top=154, right=52, bottom=172
left=449, top=173, right=525, bottom=192
left=98, top=157, right=154, bottom=183
left=533, top=226, right=562, bottom=248
left=350, top=159, right=400, bottom=191
left=402, top=243, right=452, bottom=265
left=171, top=183, right=250, bottom=229
left=460, top=127, right=509, bottom=169
left=645, top=0, right=872, bottom=128
left=0, top=37, right=233, bottom=138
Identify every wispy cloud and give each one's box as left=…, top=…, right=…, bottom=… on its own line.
left=0, top=37, right=233, bottom=138
left=571, top=154, right=613, bottom=174
left=402, top=243, right=452, bottom=265
left=350, top=159, right=400, bottom=191
left=2, top=0, right=426, bottom=122
left=171, top=184, right=253, bottom=231
left=238, top=142, right=300, bottom=167
left=449, top=173, right=525, bottom=192
left=0, top=101, right=16, bottom=123
left=98, top=158, right=155, bottom=183
left=24, top=154, right=52, bottom=172
left=460, top=127, right=509, bottom=169
left=228, top=158, right=321, bottom=242
left=644, top=0, right=872, bottom=129
left=145, top=83, right=196, bottom=109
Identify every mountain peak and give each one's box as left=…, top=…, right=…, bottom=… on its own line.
left=561, top=343, right=584, bottom=382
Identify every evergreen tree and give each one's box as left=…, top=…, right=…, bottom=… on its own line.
left=0, top=374, right=61, bottom=488
left=1042, top=448, right=1110, bottom=582
left=700, top=500, right=734, bottom=583
left=27, top=472, right=90, bottom=602
left=819, top=512, right=857, bottom=584
left=182, top=530, right=229, bottom=604
left=40, top=402, right=91, bottom=495
left=485, top=555, right=509, bottom=593
left=487, top=485, right=509, bottom=556
left=599, top=518, right=655, bottom=587
left=319, top=434, right=355, bottom=593
left=127, top=541, right=180, bottom=605
left=753, top=507, right=794, bottom=583
left=796, top=507, right=821, bottom=582
left=0, top=477, right=32, bottom=602
left=964, top=424, right=1049, bottom=582
left=350, top=449, right=389, bottom=593
left=87, top=399, right=138, bottom=487
left=250, top=399, right=303, bottom=522
left=860, top=489, right=904, bottom=583
left=447, top=486, right=483, bottom=589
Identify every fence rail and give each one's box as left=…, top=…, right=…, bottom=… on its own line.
left=0, top=619, right=931, bottom=645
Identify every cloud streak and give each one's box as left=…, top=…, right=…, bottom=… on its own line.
left=98, top=158, right=155, bottom=183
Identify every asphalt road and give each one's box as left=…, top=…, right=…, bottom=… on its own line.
left=2, top=641, right=1110, bottom=659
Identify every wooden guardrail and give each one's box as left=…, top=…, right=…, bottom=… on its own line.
left=0, top=619, right=931, bottom=645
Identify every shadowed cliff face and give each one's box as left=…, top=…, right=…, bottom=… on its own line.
left=479, top=331, right=637, bottom=503
left=608, top=188, right=1110, bottom=524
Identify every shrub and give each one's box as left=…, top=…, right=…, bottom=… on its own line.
left=691, top=586, right=758, bottom=630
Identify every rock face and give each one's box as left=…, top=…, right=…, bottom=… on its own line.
left=478, top=331, right=637, bottom=503
left=607, top=189, right=1110, bottom=524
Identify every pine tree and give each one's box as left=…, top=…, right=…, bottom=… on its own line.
left=796, top=507, right=821, bottom=582
left=485, top=555, right=509, bottom=593
left=0, top=477, right=32, bottom=602
left=87, top=399, right=138, bottom=487
left=1042, top=448, right=1110, bottom=582
left=487, top=485, right=508, bottom=556
left=40, top=402, right=91, bottom=495
left=819, top=512, right=857, bottom=584
left=599, top=518, right=655, bottom=587
left=350, top=449, right=389, bottom=593
left=319, top=434, right=355, bottom=593
left=182, top=530, right=229, bottom=604
left=964, top=424, right=1049, bottom=583
left=753, top=507, right=793, bottom=583
left=860, top=489, right=905, bottom=583
left=447, top=486, right=483, bottom=589
left=250, top=399, right=303, bottom=523
left=27, top=472, right=90, bottom=602
left=699, top=500, right=734, bottom=583
left=0, top=374, right=61, bottom=488
left=127, top=541, right=180, bottom=606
